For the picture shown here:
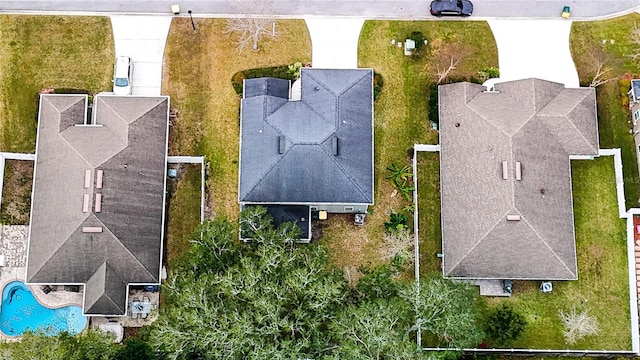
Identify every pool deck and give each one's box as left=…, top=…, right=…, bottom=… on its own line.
left=0, top=224, right=160, bottom=341
left=0, top=225, right=86, bottom=340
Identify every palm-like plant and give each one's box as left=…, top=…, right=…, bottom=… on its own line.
left=386, top=164, right=415, bottom=201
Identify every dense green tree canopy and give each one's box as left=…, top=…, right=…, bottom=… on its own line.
left=0, top=207, right=484, bottom=360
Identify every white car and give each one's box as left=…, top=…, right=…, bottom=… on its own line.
left=113, top=56, right=133, bottom=95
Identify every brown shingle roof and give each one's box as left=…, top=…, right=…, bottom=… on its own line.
left=439, top=79, right=598, bottom=280
left=27, top=94, right=169, bottom=315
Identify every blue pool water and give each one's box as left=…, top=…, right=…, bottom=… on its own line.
left=0, top=281, right=87, bottom=336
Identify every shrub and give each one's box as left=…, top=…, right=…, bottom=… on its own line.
left=619, top=78, right=631, bottom=108
left=408, top=31, right=426, bottom=51
left=478, top=67, right=500, bottom=82
left=484, top=305, right=527, bottom=345
left=231, top=64, right=301, bottom=95
left=428, top=82, right=439, bottom=124
left=407, top=31, right=427, bottom=59
left=374, top=71, right=384, bottom=101
left=384, top=212, right=409, bottom=233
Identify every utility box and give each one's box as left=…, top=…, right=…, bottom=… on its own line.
left=171, top=4, right=181, bottom=14
left=404, top=39, right=416, bottom=56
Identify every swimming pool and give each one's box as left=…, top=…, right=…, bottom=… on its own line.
left=0, top=281, right=87, bottom=336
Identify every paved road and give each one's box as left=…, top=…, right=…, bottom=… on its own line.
left=0, top=0, right=638, bottom=20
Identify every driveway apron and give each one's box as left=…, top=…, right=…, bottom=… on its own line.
left=489, top=20, right=579, bottom=88
left=305, top=17, right=365, bottom=69
left=110, top=16, right=172, bottom=96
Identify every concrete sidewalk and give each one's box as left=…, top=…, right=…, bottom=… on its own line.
left=305, top=17, right=365, bottom=69
left=488, top=20, right=579, bottom=88
left=110, top=16, right=172, bottom=96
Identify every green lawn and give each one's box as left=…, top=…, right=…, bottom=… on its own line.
left=415, top=152, right=441, bottom=277
left=320, top=20, right=498, bottom=271
left=480, top=157, right=630, bottom=350
left=162, top=18, right=311, bottom=261
left=571, top=13, right=640, bottom=208
left=0, top=16, right=114, bottom=153
left=165, top=165, right=202, bottom=268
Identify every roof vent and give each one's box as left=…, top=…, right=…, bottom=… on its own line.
left=82, top=227, right=103, bottom=233
left=96, top=170, right=104, bottom=189
left=331, top=137, right=339, bottom=156
left=82, top=194, right=90, bottom=213
left=515, top=161, right=522, bottom=181
left=84, top=170, right=91, bottom=188
left=507, top=214, right=521, bottom=221
left=95, top=194, right=102, bottom=213
left=278, top=135, right=285, bottom=154
left=502, top=161, right=508, bottom=180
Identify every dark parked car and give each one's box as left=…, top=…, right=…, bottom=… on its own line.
left=430, top=0, right=473, bottom=17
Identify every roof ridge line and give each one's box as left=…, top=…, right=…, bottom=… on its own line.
left=242, top=97, right=292, bottom=201
left=447, top=208, right=512, bottom=275
left=47, top=95, right=85, bottom=113
left=28, top=214, right=91, bottom=280
left=58, top=128, right=94, bottom=167
left=93, top=214, right=156, bottom=279
left=305, top=72, right=338, bottom=96
left=467, top=105, right=511, bottom=139
left=320, top=144, right=371, bottom=202
left=517, top=212, right=576, bottom=277
left=85, top=261, right=123, bottom=313
left=334, top=71, right=369, bottom=97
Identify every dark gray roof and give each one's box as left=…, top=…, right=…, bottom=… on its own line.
left=632, top=79, right=640, bottom=102
left=27, top=94, right=169, bottom=315
left=439, top=79, right=599, bottom=280
left=244, top=78, right=290, bottom=99
left=245, top=205, right=311, bottom=240
left=239, top=68, right=374, bottom=204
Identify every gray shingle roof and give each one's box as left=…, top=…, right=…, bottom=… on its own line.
left=439, top=79, right=598, bottom=280
left=27, top=94, right=169, bottom=315
left=244, top=78, right=290, bottom=99
left=239, top=68, right=374, bottom=205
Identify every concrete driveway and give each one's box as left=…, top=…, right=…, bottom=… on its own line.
left=488, top=20, right=579, bottom=88
left=110, top=16, right=172, bottom=96
left=305, top=17, right=365, bottom=69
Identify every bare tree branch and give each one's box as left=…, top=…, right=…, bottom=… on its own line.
left=559, top=308, right=599, bottom=344
left=379, top=229, right=414, bottom=266
left=588, top=45, right=617, bottom=87
left=629, top=22, right=640, bottom=60
left=432, top=43, right=472, bottom=84
left=226, top=0, right=277, bottom=51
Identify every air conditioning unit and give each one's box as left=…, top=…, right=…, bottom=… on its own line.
left=540, top=282, right=553, bottom=293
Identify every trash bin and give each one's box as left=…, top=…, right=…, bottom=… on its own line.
left=171, top=4, right=180, bottom=15
left=561, top=6, right=571, bottom=18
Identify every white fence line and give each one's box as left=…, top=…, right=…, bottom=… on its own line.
left=412, top=146, right=640, bottom=354
left=413, top=144, right=441, bottom=348
left=0, top=152, right=35, bottom=215
left=598, top=148, right=627, bottom=218
left=167, top=155, right=206, bottom=223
